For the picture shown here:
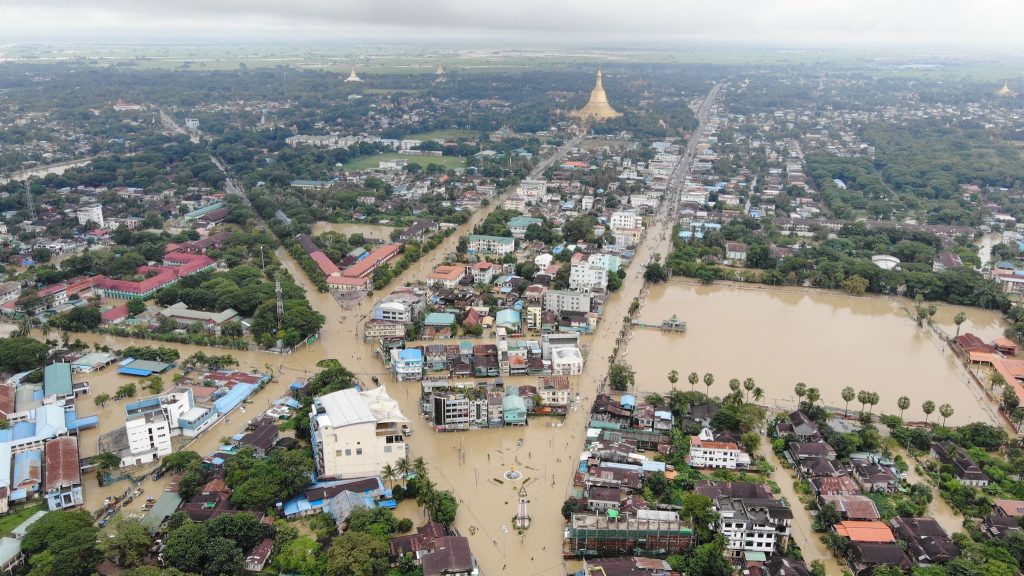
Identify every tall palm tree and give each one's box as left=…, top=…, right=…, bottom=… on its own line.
left=857, top=390, right=870, bottom=413
left=742, top=378, right=755, bottom=403
left=954, top=312, right=967, bottom=338
left=1013, top=407, right=1024, bottom=433
left=413, top=456, right=428, bottom=479
left=728, top=379, right=741, bottom=395
left=667, top=370, right=679, bottom=392
left=752, top=387, right=765, bottom=403
left=794, top=383, right=807, bottom=404
left=939, top=404, right=954, bottom=427
left=897, top=396, right=911, bottom=419
left=868, top=392, right=880, bottom=415
left=40, top=322, right=51, bottom=340
left=806, top=388, right=821, bottom=406
left=922, top=400, right=936, bottom=424
left=395, top=457, right=410, bottom=487
left=841, top=387, right=855, bottom=417
left=688, top=372, right=699, bottom=393
left=703, top=373, right=714, bottom=397
left=381, top=464, right=398, bottom=490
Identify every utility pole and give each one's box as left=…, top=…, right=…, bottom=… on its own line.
left=24, top=179, right=36, bottom=221
left=275, top=272, right=284, bottom=331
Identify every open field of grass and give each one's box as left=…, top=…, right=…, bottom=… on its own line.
left=343, top=153, right=466, bottom=171
left=0, top=502, right=46, bottom=537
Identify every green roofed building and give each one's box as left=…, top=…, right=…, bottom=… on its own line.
left=468, top=235, right=515, bottom=256
left=43, top=363, right=73, bottom=399
left=507, top=216, right=544, bottom=239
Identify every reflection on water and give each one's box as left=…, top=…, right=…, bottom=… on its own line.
left=629, top=281, right=1005, bottom=426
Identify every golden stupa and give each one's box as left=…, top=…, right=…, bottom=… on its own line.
left=570, top=69, right=622, bottom=121
left=344, top=67, right=362, bottom=82
left=996, top=82, right=1016, bottom=97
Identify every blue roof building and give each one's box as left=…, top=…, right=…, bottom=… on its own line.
left=503, top=389, right=527, bottom=426
left=11, top=450, right=41, bottom=493
left=495, top=309, right=521, bottom=328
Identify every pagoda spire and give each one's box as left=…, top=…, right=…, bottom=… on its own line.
left=569, top=69, right=622, bottom=122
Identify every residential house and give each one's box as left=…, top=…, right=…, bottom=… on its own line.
left=467, top=235, right=514, bottom=256
left=775, top=411, right=820, bottom=441
left=848, top=543, right=912, bottom=575
left=851, top=460, right=899, bottom=493
left=714, top=495, right=793, bottom=558
left=726, top=242, right=748, bottom=265
left=427, top=265, right=466, bottom=289
left=789, top=442, right=837, bottom=462
left=244, top=538, right=274, bottom=572
left=44, top=437, right=83, bottom=511
left=931, top=441, right=991, bottom=487
left=890, top=517, right=960, bottom=564
left=688, top=428, right=748, bottom=470
left=819, top=495, right=881, bottom=521
left=810, top=476, right=861, bottom=498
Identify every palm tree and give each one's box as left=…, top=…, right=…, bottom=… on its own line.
left=841, top=387, right=855, bottom=417
left=794, top=382, right=807, bottom=403
left=806, top=388, right=821, bottom=406
left=395, top=457, right=410, bottom=487
left=897, top=396, right=911, bottom=419
left=688, top=372, right=699, bottom=393
left=922, top=400, right=936, bottom=424
left=381, top=464, right=398, bottom=490
left=728, top=379, right=741, bottom=395
left=416, top=476, right=438, bottom=508
left=752, top=387, right=765, bottom=403
left=413, top=457, right=428, bottom=480
left=743, top=378, right=755, bottom=403
left=939, top=404, right=954, bottom=427
left=667, top=370, right=679, bottom=391
left=857, top=390, right=870, bottom=413
left=40, top=322, right=51, bottom=340
left=953, top=312, right=967, bottom=338
left=868, top=392, right=880, bottom=415
left=1013, top=407, right=1024, bottom=432
left=703, top=373, right=714, bottom=397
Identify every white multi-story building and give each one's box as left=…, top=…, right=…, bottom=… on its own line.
left=550, top=347, right=583, bottom=375
left=76, top=204, right=104, bottom=229
left=714, top=495, right=792, bottom=559
left=609, top=210, right=642, bottom=231
left=569, top=255, right=609, bottom=293
left=516, top=179, right=547, bottom=201
left=119, top=387, right=201, bottom=466
left=688, top=428, right=748, bottom=469
left=544, top=289, right=592, bottom=315
left=468, top=235, right=515, bottom=256
left=311, top=387, right=409, bottom=480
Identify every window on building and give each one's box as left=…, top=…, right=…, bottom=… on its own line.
left=345, top=449, right=352, bottom=456
left=356, top=448, right=363, bottom=455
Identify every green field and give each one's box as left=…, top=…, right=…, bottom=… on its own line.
left=343, top=153, right=466, bottom=171
left=403, top=129, right=480, bottom=141
left=0, top=502, right=46, bottom=537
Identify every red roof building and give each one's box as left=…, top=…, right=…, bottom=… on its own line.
left=343, top=244, right=401, bottom=278
left=44, top=436, right=83, bottom=510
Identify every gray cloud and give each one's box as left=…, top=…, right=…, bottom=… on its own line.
left=1, top=0, right=1023, bottom=48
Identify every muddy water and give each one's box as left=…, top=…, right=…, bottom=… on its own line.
left=63, top=137, right=593, bottom=575
left=627, top=282, right=1004, bottom=426
left=311, top=221, right=396, bottom=240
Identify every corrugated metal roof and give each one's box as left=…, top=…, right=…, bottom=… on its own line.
left=43, top=363, right=73, bottom=397
left=44, top=436, right=80, bottom=491
left=12, top=450, right=41, bottom=490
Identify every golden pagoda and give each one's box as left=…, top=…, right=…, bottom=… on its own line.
left=996, top=82, right=1016, bottom=97
left=344, top=67, right=362, bottom=82
left=570, top=69, right=622, bottom=122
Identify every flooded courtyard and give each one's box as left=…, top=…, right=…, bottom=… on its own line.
left=627, top=281, right=1006, bottom=426
left=311, top=221, right=396, bottom=240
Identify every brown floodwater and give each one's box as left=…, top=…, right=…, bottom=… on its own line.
left=627, top=281, right=1005, bottom=426
left=311, top=221, right=396, bottom=240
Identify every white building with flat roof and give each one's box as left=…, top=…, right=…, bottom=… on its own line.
left=311, top=387, right=409, bottom=480
left=544, top=289, right=592, bottom=315
left=76, top=204, right=104, bottom=229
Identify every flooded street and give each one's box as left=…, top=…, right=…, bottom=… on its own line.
left=627, top=281, right=1004, bottom=426
left=311, top=221, right=396, bottom=240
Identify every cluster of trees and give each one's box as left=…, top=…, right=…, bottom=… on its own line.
left=223, top=447, right=315, bottom=510
left=0, top=335, right=49, bottom=372
left=668, top=219, right=1010, bottom=312
left=161, top=512, right=270, bottom=576
left=154, top=265, right=303, bottom=318
left=180, top=351, right=238, bottom=372
left=120, top=345, right=180, bottom=363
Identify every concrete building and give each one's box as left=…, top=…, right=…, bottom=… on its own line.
left=507, top=217, right=544, bottom=239
left=569, top=254, right=609, bottom=293
left=430, top=391, right=489, bottom=431
left=714, top=495, right=793, bottom=559
left=544, top=290, right=592, bottom=315
left=44, top=436, right=83, bottom=510
left=311, top=387, right=409, bottom=480
left=391, top=348, right=424, bottom=382
left=427, top=265, right=466, bottom=289
left=76, top=204, right=104, bottom=228
left=610, top=211, right=642, bottom=231
left=158, top=302, right=239, bottom=332
left=467, top=235, right=515, bottom=256
left=688, top=428, right=747, bottom=469
left=550, top=347, right=583, bottom=375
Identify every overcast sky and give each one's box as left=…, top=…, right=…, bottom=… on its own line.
left=2, top=0, right=1023, bottom=49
